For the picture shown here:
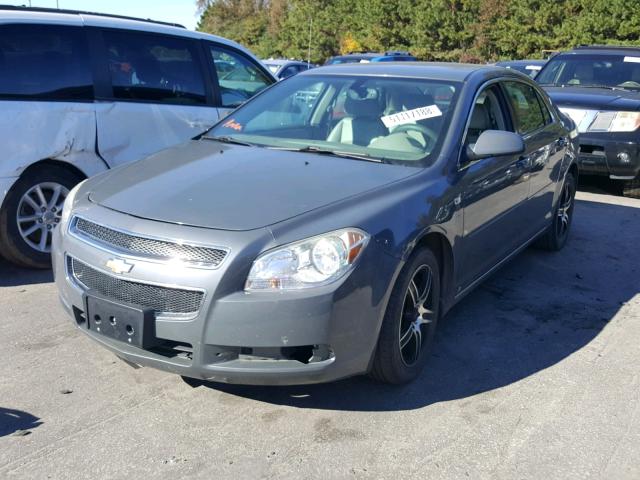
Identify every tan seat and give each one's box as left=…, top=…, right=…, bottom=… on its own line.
left=327, top=91, right=387, bottom=146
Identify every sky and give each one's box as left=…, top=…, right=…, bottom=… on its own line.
left=4, top=0, right=201, bottom=30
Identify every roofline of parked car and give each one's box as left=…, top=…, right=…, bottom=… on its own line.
left=0, top=4, right=186, bottom=29
left=574, top=44, right=640, bottom=52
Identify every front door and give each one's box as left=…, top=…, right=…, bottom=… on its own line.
left=457, top=84, right=532, bottom=289
left=95, top=29, right=220, bottom=167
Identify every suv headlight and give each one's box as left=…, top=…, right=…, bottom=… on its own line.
left=589, top=111, right=640, bottom=132
left=245, top=228, right=369, bottom=291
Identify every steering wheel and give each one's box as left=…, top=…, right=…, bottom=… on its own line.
left=391, top=123, right=439, bottom=149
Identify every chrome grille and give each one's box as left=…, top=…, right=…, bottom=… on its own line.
left=68, top=257, right=203, bottom=314
left=72, top=217, right=227, bottom=267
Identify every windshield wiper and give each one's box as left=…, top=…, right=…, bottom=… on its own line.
left=267, top=145, right=384, bottom=163
left=203, top=135, right=255, bottom=147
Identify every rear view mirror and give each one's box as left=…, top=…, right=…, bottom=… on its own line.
left=468, top=130, right=525, bottom=161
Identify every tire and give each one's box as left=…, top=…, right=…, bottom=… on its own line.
left=0, top=164, right=84, bottom=269
left=536, top=172, right=576, bottom=251
left=621, top=175, right=640, bottom=199
left=370, top=248, right=441, bottom=384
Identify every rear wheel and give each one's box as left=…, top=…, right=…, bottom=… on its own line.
left=0, top=165, right=84, bottom=269
left=537, top=172, right=576, bottom=251
left=370, top=248, right=440, bottom=384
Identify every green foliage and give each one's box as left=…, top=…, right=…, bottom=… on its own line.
left=197, top=0, right=640, bottom=63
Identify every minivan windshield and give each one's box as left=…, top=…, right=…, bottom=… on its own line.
left=537, top=53, right=640, bottom=90
left=206, top=74, right=460, bottom=165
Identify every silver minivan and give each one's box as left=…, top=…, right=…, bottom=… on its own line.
left=0, top=6, right=275, bottom=268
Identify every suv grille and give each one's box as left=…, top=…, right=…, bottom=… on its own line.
left=68, top=257, right=203, bottom=314
left=72, top=217, right=228, bottom=267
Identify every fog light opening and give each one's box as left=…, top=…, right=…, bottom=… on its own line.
left=617, top=151, right=631, bottom=164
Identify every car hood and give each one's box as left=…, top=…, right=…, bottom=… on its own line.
left=89, top=140, right=417, bottom=231
left=543, top=86, right=640, bottom=111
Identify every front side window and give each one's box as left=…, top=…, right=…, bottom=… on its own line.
left=0, top=24, right=92, bottom=100
left=465, top=85, right=508, bottom=147
left=537, top=53, right=640, bottom=90
left=503, top=82, right=547, bottom=135
left=206, top=74, right=460, bottom=165
left=102, top=30, right=206, bottom=105
left=209, top=46, right=273, bottom=107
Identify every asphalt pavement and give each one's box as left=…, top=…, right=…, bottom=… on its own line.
left=1, top=191, right=639, bottom=479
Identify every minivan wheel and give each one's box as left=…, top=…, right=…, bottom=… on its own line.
left=536, top=172, right=576, bottom=252
left=370, top=248, right=440, bottom=384
left=0, top=165, right=84, bottom=269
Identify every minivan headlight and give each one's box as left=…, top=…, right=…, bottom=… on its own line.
left=245, top=228, right=369, bottom=291
left=60, top=179, right=86, bottom=226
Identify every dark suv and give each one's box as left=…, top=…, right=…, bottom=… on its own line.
left=536, top=45, right=640, bottom=196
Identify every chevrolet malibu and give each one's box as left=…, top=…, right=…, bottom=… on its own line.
left=52, top=63, right=578, bottom=385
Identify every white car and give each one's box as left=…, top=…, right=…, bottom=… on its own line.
left=0, top=6, right=275, bottom=268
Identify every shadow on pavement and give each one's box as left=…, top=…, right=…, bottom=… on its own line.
left=193, top=197, right=639, bottom=411
left=0, top=408, right=42, bottom=437
left=0, top=257, right=52, bottom=287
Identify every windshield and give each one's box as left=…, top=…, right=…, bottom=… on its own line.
left=206, top=74, right=460, bottom=165
left=537, top=53, right=640, bottom=90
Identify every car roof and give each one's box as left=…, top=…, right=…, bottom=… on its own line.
left=263, top=59, right=306, bottom=66
left=0, top=6, right=255, bottom=58
left=330, top=52, right=414, bottom=60
left=564, top=45, right=640, bottom=55
left=303, top=61, right=516, bottom=82
left=496, top=59, right=546, bottom=66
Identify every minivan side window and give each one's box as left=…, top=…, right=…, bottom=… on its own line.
left=0, top=24, right=93, bottom=100
left=102, top=30, right=206, bottom=105
left=503, top=82, right=548, bottom=135
left=208, top=45, right=272, bottom=107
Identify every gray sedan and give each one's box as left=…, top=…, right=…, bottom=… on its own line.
left=52, top=63, right=578, bottom=385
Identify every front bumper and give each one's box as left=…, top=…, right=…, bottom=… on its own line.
left=53, top=204, right=395, bottom=385
left=575, top=132, right=640, bottom=180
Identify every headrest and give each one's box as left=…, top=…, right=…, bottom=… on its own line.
left=398, top=91, right=435, bottom=110
left=469, top=103, right=491, bottom=131
left=344, top=88, right=384, bottom=117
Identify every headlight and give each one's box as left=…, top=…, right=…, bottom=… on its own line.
left=559, top=108, right=640, bottom=133
left=589, top=111, right=640, bottom=132
left=60, top=179, right=86, bottom=226
left=245, top=228, right=369, bottom=291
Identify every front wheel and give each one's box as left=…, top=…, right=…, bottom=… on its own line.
left=0, top=165, right=84, bottom=269
left=370, top=248, right=441, bottom=384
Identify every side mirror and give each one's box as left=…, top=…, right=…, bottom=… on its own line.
left=467, top=130, right=525, bottom=161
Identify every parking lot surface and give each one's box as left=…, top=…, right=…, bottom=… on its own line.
left=1, top=191, right=639, bottom=480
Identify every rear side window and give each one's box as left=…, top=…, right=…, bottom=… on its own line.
left=0, top=24, right=92, bottom=100
left=208, top=45, right=273, bottom=107
left=503, top=82, right=548, bottom=135
left=102, top=30, right=206, bottom=105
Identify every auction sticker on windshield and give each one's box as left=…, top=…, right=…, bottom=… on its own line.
left=624, top=56, right=640, bottom=63
left=381, top=105, right=442, bottom=128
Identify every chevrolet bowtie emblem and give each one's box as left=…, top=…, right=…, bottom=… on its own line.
left=105, top=258, right=133, bottom=275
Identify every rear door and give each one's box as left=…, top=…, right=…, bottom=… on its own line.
left=502, top=80, right=566, bottom=228
left=94, top=29, right=219, bottom=167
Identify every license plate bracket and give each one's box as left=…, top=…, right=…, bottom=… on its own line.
left=84, top=291, right=158, bottom=348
